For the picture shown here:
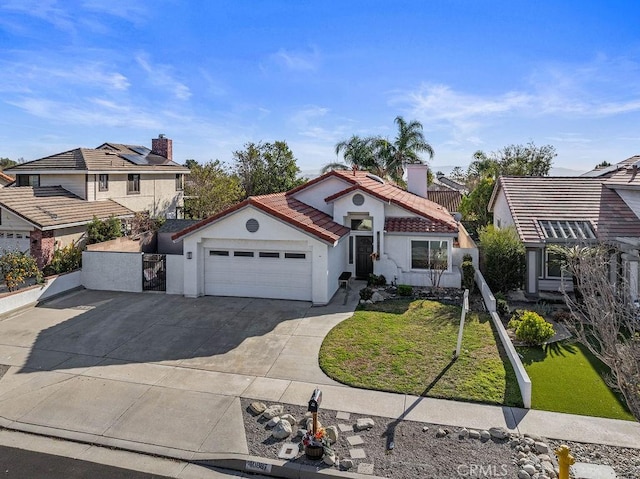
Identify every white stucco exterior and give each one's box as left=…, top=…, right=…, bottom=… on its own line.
left=491, top=191, right=515, bottom=229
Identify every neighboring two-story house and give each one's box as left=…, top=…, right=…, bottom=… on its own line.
left=2, top=135, right=189, bottom=267
left=172, top=165, right=475, bottom=305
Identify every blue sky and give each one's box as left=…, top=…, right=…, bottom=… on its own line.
left=1, top=1, right=639, bottom=175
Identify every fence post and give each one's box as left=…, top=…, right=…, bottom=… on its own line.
left=454, top=289, right=469, bottom=358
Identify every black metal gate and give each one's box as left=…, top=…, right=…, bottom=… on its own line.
left=142, top=254, right=166, bottom=292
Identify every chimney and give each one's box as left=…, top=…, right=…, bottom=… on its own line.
left=406, top=163, right=428, bottom=198
left=151, top=134, right=172, bottom=161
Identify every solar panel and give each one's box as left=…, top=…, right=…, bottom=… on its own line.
left=121, top=154, right=150, bottom=165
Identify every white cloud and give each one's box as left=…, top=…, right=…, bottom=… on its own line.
left=269, top=47, right=320, bottom=72
left=136, top=53, right=191, bottom=100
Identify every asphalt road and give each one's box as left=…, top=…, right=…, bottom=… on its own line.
left=0, top=445, right=175, bottom=479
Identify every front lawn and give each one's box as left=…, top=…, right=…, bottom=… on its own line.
left=319, top=299, right=522, bottom=406
left=518, top=341, right=635, bottom=421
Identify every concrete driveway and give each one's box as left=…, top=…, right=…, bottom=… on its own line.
left=0, top=288, right=360, bottom=457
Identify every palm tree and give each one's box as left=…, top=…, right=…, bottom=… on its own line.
left=321, top=135, right=381, bottom=174
left=383, top=116, right=434, bottom=183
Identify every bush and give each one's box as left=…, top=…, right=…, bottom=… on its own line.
left=43, top=243, right=83, bottom=276
left=461, top=260, right=475, bottom=292
left=510, top=311, right=555, bottom=345
left=86, top=216, right=123, bottom=244
left=478, top=225, right=525, bottom=293
left=359, top=287, right=373, bottom=301
left=497, top=298, right=510, bottom=317
left=397, top=284, right=413, bottom=296
left=462, top=253, right=473, bottom=263
left=0, top=250, right=40, bottom=291
left=367, top=274, right=386, bottom=287
left=552, top=310, right=572, bottom=323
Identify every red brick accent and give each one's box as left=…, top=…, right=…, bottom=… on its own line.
left=29, top=229, right=55, bottom=269
left=151, top=135, right=172, bottom=161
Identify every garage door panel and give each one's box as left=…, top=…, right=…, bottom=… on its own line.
left=204, top=250, right=312, bottom=301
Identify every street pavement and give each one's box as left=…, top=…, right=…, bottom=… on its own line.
left=0, top=286, right=637, bottom=478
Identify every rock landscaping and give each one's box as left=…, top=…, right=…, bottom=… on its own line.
left=241, top=398, right=638, bottom=479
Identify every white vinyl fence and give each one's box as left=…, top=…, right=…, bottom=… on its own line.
left=0, top=271, right=82, bottom=316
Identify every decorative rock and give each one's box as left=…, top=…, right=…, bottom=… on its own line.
left=371, top=292, right=384, bottom=302
left=267, top=416, right=281, bottom=428
left=341, top=458, right=354, bottom=470
left=436, top=428, right=448, bottom=438
left=534, top=441, right=550, bottom=454
left=323, top=451, right=337, bottom=466
left=262, top=404, right=284, bottom=419
left=523, top=464, right=536, bottom=475
left=355, top=418, right=375, bottom=430
left=297, top=428, right=307, bottom=437
left=480, top=430, right=491, bottom=441
left=272, top=420, right=292, bottom=439
left=325, top=425, right=339, bottom=444
left=278, top=442, right=298, bottom=460
left=538, top=454, right=551, bottom=462
left=281, top=414, right=297, bottom=426
left=458, top=428, right=469, bottom=439
left=422, top=426, right=429, bottom=432
left=306, top=418, right=323, bottom=431
left=523, top=445, right=531, bottom=453
left=540, top=461, right=555, bottom=477
left=249, top=401, right=266, bottom=415
left=489, top=427, right=509, bottom=440
left=518, top=470, right=531, bottom=479
left=525, top=433, right=543, bottom=442
left=468, top=430, right=480, bottom=439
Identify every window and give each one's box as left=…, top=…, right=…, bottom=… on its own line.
left=348, top=237, right=353, bottom=264
left=545, top=250, right=564, bottom=278
left=175, top=174, right=184, bottom=191
left=284, top=252, right=306, bottom=259
left=99, top=174, right=109, bottom=191
left=127, top=174, right=140, bottom=194
left=16, top=174, right=40, bottom=187
left=259, top=252, right=280, bottom=258
left=411, top=240, right=449, bottom=270
left=350, top=218, right=372, bottom=231
left=234, top=251, right=254, bottom=257
left=209, top=250, right=229, bottom=256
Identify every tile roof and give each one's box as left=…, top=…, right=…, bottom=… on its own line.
left=0, top=171, right=14, bottom=185
left=315, top=170, right=458, bottom=232
left=0, top=186, right=134, bottom=230
left=6, top=144, right=189, bottom=173
left=490, top=176, right=640, bottom=244
left=426, top=190, right=462, bottom=213
left=173, top=192, right=350, bottom=244
left=602, top=157, right=640, bottom=187
left=385, top=217, right=456, bottom=234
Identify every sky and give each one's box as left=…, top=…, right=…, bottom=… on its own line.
left=1, top=1, right=640, bottom=175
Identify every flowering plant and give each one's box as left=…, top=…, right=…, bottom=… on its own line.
left=302, top=427, right=330, bottom=449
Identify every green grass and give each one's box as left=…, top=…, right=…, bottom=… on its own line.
left=518, top=341, right=635, bottom=421
left=319, top=299, right=522, bottom=406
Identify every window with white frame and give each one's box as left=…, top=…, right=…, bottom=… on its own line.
left=411, top=240, right=449, bottom=270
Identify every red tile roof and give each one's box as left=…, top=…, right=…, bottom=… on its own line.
left=311, top=170, right=458, bottom=232
left=490, top=176, right=640, bottom=244
left=385, top=217, right=456, bottom=234
left=172, top=192, right=350, bottom=244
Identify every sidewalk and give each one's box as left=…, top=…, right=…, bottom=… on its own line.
left=0, top=287, right=637, bottom=479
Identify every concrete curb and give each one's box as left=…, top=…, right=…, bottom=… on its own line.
left=0, top=419, right=384, bottom=479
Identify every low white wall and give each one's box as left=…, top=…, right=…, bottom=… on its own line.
left=0, top=270, right=81, bottom=316
left=166, top=254, right=184, bottom=295
left=81, top=251, right=142, bottom=293
left=475, top=270, right=532, bottom=409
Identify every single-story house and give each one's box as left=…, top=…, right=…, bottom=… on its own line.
left=488, top=173, right=640, bottom=297
left=0, top=186, right=133, bottom=267
left=172, top=165, right=475, bottom=305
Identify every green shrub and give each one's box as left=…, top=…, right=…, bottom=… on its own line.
left=497, top=298, right=510, bottom=317
left=462, top=253, right=473, bottom=263
left=552, top=310, right=572, bottom=323
left=43, top=243, right=83, bottom=276
left=397, top=284, right=413, bottom=296
left=359, top=287, right=373, bottom=301
left=511, top=311, right=555, bottom=345
left=507, top=309, right=526, bottom=329
left=367, top=274, right=387, bottom=287
left=478, top=225, right=525, bottom=293
left=461, top=260, right=475, bottom=292
left=0, top=250, right=40, bottom=291
left=86, top=216, right=123, bottom=244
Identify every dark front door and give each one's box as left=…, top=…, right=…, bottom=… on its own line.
left=355, top=236, right=374, bottom=279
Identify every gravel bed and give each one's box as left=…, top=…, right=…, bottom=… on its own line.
left=241, top=398, right=639, bottom=479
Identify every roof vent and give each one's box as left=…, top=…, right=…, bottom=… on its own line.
left=366, top=173, right=384, bottom=184
left=246, top=218, right=259, bottom=233
left=352, top=193, right=365, bottom=206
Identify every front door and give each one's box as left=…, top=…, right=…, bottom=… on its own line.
left=355, top=236, right=374, bottom=279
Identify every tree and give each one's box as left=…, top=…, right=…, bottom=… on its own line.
left=478, top=225, right=525, bottom=293
left=0, top=158, right=17, bottom=170
left=552, top=244, right=640, bottom=420
left=86, top=216, right=123, bottom=244
left=469, top=142, right=555, bottom=180
left=459, top=176, right=495, bottom=235
left=322, top=135, right=380, bottom=174
left=233, top=141, right=304, bottom=197
left=595, top=161, right=612, bottom=170
left=184, top=160, right=243, bottom=219
left=0, top=250, right=40, bottom=291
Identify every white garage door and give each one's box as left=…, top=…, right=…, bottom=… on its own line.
left=0, top=231, right=30, bottom=254
left=204, top=248, right=312, bottom=301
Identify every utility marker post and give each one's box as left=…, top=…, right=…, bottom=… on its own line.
left=454, top=289, right=469, bottom=359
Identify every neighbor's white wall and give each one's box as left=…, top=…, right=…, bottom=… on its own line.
left=326, top=235, right=348, bottom=301
left=292, top=176, right=351, bottom=214
left=53, top=225, right=86, bottom=248
left=40, top=174, right=86, bottom=199
left=616, top=189, right=640, bottom=218
left=166, top=254, right=184, bottom=295
left=492, top=191, right=515, bottom=229
left=0, top=208, right=33, bottom=231
left=81, top=251, right=142, bottom=292
left=0, top=271, right=82, bottom=316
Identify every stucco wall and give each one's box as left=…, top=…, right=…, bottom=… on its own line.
left=492, top=191, right=515, bottom=229
left=292, top=176, right=349, bottom=214
left=40, top=174, right=87, bottom=199
left=166, top=254, right=184, bottom=295
left=81, top=251, right=142, bottom=292
left=0, top=271, right=82, bottom=316
left=0, top=208, right=33, bottom=231
left=53, top=225, right=87, bottom=248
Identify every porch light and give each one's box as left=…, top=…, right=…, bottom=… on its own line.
left=186, top=252, right=192, bottom=259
